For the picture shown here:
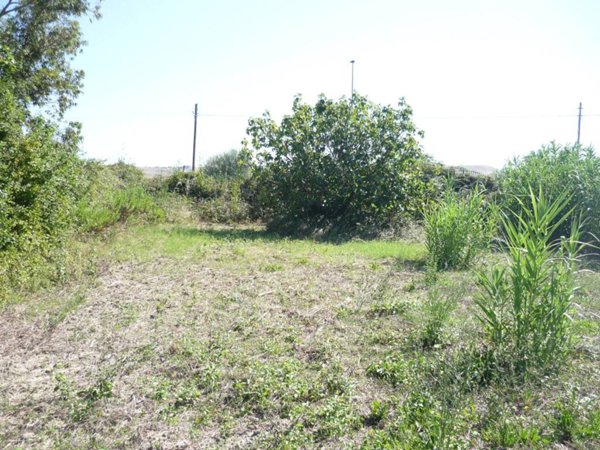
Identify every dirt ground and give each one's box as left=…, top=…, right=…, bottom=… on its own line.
left=1, top=224, right=598, bottom=449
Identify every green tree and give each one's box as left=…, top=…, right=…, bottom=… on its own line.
left=0, top=0, right=101, bottom=116
left=245, top=94, right=430, bottom=235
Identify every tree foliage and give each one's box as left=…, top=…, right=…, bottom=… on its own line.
left=245, top=94, right=431, bottom=235
left=0, top=0, right=101, bottom=295
left=203, top=149, right=251, bottom=179
left=0, top=0, right=101, bottom=115
left=0, top=81, right=83, bottom=282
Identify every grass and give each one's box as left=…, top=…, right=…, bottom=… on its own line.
left=0, top=211, right=598, bottom=448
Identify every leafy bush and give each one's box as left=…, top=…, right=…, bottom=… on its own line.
left=424, top=186, right=495, bottom=271
left=475, top=188, right=583, bottom=377
left=497, top=142, right=600, bottom=243
left=1, top=81, right=84, bottom=292
left=245, top=94, right=432, bottom=236
left=107, top=160, right=145, bottom=186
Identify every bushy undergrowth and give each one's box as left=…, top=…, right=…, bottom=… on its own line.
left=164, top=169, right=256, bottom=223
left=424, top=186, right=495, bottom=271
left=1, top=148, right=165, bottom=303
left=497, top=142, right=600, bottom=243
left=76, top=162, right=165, bottom=232
left=1, top=82, right=84, bottom=297
left=475, top=188, right=583, bottom=377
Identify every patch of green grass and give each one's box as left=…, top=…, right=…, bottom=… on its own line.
left=369, top=298, right=408, bottom=317
left=101, top=224, right=426, bottom=265
left=366, top=354, right=410, bottom=387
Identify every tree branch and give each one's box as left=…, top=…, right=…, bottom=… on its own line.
left=0, top=0, right=32, bottom=19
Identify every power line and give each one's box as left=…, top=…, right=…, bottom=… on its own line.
left=415, top=113, right=600, bottom=120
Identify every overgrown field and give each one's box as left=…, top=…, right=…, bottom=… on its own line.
left=1, top=219, right=598, bottom=449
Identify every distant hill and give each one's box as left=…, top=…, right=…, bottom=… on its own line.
left=139, top=164, right=499, bottom=179
left=451, top=165, right=498, bottom=176
left=139, top=166, right=190, bottom=178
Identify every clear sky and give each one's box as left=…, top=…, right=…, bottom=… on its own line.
left=65, top=0, right=600, bottom=169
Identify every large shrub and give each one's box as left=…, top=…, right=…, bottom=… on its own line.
left=0, top=81, right=84, bottom=288
left=245, top=94, right=431, bottom=236
left=497, top=142, right=600, bottom=243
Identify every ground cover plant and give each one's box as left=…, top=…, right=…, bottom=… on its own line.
left=0, top=197, right=598, bottom=448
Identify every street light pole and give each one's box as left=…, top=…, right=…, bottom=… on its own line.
left=192, top=103, right=198, bottom=171
left=350, top=60, right=355, bottom=99
left=577, top=102, right=582, bottom=145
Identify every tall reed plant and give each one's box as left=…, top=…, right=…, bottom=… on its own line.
left=475, top=187, right=583, bottom=377
left=424, top=186, right=494, bottom=271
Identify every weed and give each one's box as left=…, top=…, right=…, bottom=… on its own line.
left=482, top=416, right=546, bottom=448
left=424, top=185, right=494, bottom=271
left=366, top=354, right=410, bottom=387
left=55, top=372, right=113, bottom=422
left=262, top=262, right=283, bottom=272
left=369, top=298, right=408, bottom=317
left=305, top=395, right=362, bottom=441
left=365, top=400, right=389, bottom=427
left=475, top=187, right=584, bottom=377
left=418, top=288, right=455, bottom=349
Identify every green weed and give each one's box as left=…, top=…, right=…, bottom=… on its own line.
left=366, top=354, right=410, bottom=387
left=424, top=185, right=494, bottom=271
left=418, top=288, right=455, bottom=349
left=475, top=187, right=584, bottom=377
left=54, top=372, right=113, bottom=422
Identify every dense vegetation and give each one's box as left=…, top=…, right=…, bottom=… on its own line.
left=0, top=0, right=101, bottom=116
left=424, top=185, right=495, bottom=271
left=1, top=2, right=599, bottom=446
left=245, top=94, right=432, bottom=236
left=497, top=142, right=600, bottom=243
left=0, top=81, right=83, bottom=287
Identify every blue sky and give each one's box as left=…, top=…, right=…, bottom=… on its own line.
left=66, top=0, right=600, bottom=168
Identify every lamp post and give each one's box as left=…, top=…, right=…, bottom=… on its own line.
left=350, top=60, right=355, bottom=99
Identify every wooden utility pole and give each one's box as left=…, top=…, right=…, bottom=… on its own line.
left=192, top=103, right=198, bottom=171
left=577, top=102, right=582, bottom=145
